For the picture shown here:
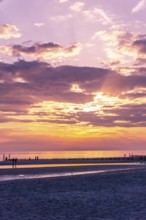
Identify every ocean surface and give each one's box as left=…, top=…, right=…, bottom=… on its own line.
left=1, top=150, right=146, bottom=161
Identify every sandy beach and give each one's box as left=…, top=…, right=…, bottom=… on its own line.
left=0, top=165, right=146, bottom=220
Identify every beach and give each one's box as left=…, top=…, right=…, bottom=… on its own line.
left=0, top=165, right=146, bottom=220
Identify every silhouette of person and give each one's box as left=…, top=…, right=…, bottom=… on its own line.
left=12, top=158, right=15, bottom=168
left=14, top=158, right=17, bottom=168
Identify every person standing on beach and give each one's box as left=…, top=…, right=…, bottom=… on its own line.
left=14, top=158, right=17, bottom=168
left=12, top=158, right=17, bottom=168
left=12, top=158, right=15, bottom=168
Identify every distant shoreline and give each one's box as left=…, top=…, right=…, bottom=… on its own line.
left=1, top=155, right=146, bottom=166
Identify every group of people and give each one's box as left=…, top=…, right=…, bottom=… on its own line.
left=4, top=155, right=40, bottom=168
left=4, top=156, right=18, bottom=168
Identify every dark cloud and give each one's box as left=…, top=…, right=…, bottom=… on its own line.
left=0, top=60, right=109, bottom=105
left=66, top=103, right=146, bottom=127
left=12, top=42, right=63, bottom=55
left=133, top=38, right=146, bottom=54
left=102, top=104, right=146, bottom=127
left=37, top=119, right=77, bottom=124
left=121, top=92, right=146, bottom=99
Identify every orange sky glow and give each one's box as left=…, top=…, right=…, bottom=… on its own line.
left=0, top=0, right=146, bottom=152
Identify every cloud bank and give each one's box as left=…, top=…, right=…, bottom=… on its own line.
left=0, top=60, right=146, bottom=127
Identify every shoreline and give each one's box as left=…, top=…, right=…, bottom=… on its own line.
left=0, top=166, right=146, bottom=183
left=0, top=163, right=145, bottom=179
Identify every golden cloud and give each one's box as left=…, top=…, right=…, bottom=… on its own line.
left=0, top=42, right=82, bottom=62
left=0, top=24, right=21, bottom=39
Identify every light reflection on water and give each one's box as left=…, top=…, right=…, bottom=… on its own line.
left=0, top=162, right=141, bottom=169
left=0, top=166, right=143, bottom=182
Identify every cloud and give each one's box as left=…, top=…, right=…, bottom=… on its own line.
left=34, top=23, right=45, bottom=27
left=0, top=60, right=146, bottom=127
left=94, top=8, right=112, bottom=24
left=103, top=103, right=146, bottom=127
left=0, top=42, right=81, bottom=63
left=57, top=0, right=68, bottom=3
left=0, top=60, right=95, bottom=107
left=116, top=32, right=146, bottom=64
left=49, top=101, right=146, bottom=127
left=95, top=30, right=146, bottom=67
left=70, top=2, right=85, bottom=12
left=51, top=14, right=72, bottom=22
left=132, top=38, right=146, bottom=54
left=83, top=8, right=112, bottom=25
left=0, top=24, right=21, bottom=39
left=132, top=0, right=146, bottom=14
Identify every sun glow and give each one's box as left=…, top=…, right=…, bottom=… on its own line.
left=28, top=92, right=118, bottom=116
left=12, top=92, right=133, bottom=123
left=70, top=84, right=84, bottom=93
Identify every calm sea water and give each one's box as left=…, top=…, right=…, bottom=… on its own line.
left=1, top=150, right=146, bottom=161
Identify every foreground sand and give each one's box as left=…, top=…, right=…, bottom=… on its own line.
left=0, top=166, right=146, bottom=220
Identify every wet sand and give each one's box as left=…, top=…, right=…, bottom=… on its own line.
left=0, top=163, right=144, bottom=176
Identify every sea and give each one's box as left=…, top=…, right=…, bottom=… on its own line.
left=1, top=150, right=146, bottom=161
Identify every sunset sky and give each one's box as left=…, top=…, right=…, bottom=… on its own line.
left=0, top=0, right=146, bottom=152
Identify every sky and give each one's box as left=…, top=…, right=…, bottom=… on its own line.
left=0, top=0, right=146, bottom=152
